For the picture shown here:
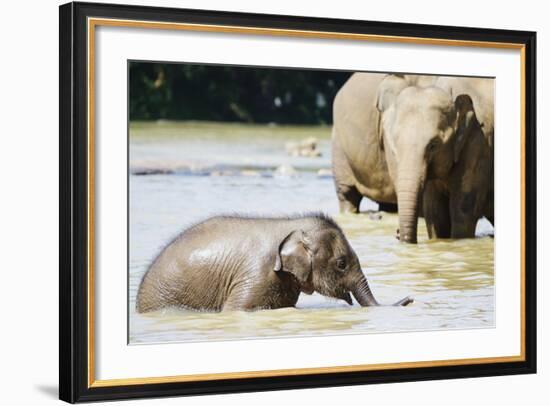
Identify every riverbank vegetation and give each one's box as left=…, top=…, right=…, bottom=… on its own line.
left=129, top=62, right=350, bottom=124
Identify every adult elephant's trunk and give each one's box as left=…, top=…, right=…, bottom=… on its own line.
left=397, top=169, right=425, bottom=244
left=350, top=271, right=413, bottom=307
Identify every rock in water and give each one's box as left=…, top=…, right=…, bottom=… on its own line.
left=240, top=170, right=261, bottom=177
left=132, top=168, right=174, bottom=176
left=274, top=164, right=298, bottom=177
left=285, top=137, right=322, bottom=158
left=317, top=168, right=333, bottom=178
left=368, top=212, right=383, bottom=221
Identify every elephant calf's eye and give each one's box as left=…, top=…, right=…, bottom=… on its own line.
left=336, top=257, right=347, bottom=270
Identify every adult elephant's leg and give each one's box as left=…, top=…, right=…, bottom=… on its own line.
left=449, top=133, right=493, bottom=238
left=377, top=201, right=398, bottom=213
left=483, top=191, right=494, bottom=227
left=336, top=183, right=362, bottom=213
left=449, top=188, right=486, bottom=238
left=332, top=131, right=362, bottom=213
left=423, top=181, right=451, bottom=239
left=449, top=160, right=490, bottom=238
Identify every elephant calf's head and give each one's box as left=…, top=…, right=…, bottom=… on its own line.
left=274, top=216, right=412, bottom=306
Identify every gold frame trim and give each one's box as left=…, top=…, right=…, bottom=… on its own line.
left=87, top=17, right=527, bottom=388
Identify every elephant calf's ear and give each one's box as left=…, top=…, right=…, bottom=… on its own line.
left=274, top=230, right=312, bottom=284
left=453, top=94, right=478, bottom=163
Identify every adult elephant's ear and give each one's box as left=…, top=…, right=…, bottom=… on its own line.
left=274, top=230, right=312, bottom=284
left=376, top=75, right=406, bottom=112
left=453, top=94, right=478, bottom=163
left=375, top=75, right=408, bottom=150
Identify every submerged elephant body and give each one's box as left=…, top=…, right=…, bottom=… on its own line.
left=332, top=73, right=494, bottom=243
left=137, top=214, right=412, bottom=313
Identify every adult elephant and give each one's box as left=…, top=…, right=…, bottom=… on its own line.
left=332, top=72, right=494, bottom=243
left=136, top=214, right=412, bottom=313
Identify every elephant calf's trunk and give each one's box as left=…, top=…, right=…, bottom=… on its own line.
left=351, top=273, right=413, bottom=307
left=351, top=283, right=380, bottom=306
left=393, top=296, right=414, bottom=306
left=351, top=272, right=381, bottom=306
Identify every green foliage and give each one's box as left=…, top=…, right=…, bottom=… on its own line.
left=129, top=62, right=350, bottom=124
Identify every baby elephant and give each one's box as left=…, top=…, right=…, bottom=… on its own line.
left=136, top=213, right=413, bottom=313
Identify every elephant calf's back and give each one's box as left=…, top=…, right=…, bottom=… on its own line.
left=136, top=218, right=259, bottom=313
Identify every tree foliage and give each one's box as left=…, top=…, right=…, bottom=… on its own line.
left=129, top=62, right=351, bottom=124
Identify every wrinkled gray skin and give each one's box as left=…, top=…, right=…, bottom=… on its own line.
left=136, top=214, right=413, bottom=313
left=332, top=73, right=494, bottom=243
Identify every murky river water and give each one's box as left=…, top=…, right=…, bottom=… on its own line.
left=129, top=121, right=494, bottom=344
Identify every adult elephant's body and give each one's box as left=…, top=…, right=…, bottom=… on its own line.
left=332, top=74, right=397, bottom=209
left=332, top=72, right=494, bottom=243
left=136, top=214, right=412, bottom=313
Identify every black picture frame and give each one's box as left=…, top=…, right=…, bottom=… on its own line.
left=59, top=1, right=537, bottom=403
